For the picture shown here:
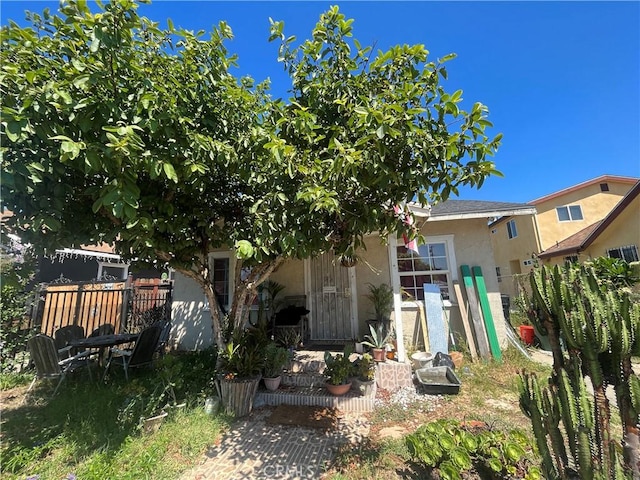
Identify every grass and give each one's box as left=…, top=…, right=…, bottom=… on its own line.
left=0, top=350, right=232, bottom=480
left=325, top=346, right=552, bottom=479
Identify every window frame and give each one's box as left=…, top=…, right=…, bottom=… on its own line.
left=394, top=234, right=457, bottom=304
left=506, top=219, right=518, bottom=239
left=97, top=262, right=129, bottom=280
left=607, top=245, right=639, bottom=263
left=208, top=251, right=234, bottom=311
left=556, top=204, right=584, bottom=222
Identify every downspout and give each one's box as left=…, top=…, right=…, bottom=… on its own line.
left=388, top=235, right=406, bottom=362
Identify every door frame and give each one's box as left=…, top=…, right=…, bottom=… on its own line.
left=304, top=254, right=358, bottom=341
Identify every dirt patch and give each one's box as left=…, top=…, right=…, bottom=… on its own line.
left=0, top=385, right=28, bottom=411
left=265, top=405, right=341, bottom=430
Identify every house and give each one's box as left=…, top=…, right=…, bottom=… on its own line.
left=489, top=175, right=638, bottom=297
left=537, top=180, right=640, bottom=266
left=171, top=199, right=536, bottom=361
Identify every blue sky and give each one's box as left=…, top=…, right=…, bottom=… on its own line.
left=2, top=1, right=639, bottom=203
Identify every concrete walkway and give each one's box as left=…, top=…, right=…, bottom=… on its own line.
left=179, top=407, right=370, bottom=480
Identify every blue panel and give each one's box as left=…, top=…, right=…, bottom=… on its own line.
left=423, top=283, right=448, bottom=355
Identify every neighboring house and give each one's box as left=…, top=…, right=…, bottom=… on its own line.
left=171, top=199, right=536, bottom=361
left=490, top=175, right=638, bottom=297
left=37, top=244, right=130, bottom=283
left=537, top=180, right=640, bottom=266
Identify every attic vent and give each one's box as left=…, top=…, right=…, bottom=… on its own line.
left=600, top=183, right=609, bottom=192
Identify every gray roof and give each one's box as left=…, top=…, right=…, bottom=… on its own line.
left=430, top=200, right=535, bottom=217
left=410, top=200, right=536, bottom=222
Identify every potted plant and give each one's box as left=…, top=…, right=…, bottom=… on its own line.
left=365, top=283, right=394, bottom=337
left=262, top=342, right=290, bottom=391
left=323, top=351, right=353, bottom=396
left=361, top=323, right=393, bottom=362
left=353, top=353, right=376, bottom=396
left=216, top=325, right=267, bottom=417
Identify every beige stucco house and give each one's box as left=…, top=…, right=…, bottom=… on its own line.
left=171, top=199, right=535, bottom=362
left=489, top=175, right=638, bottom=297
left=537, top=180, right=640, bottom=267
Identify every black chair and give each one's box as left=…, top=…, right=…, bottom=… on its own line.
left=89, top=323, right=115, bottom=338
left=26, top=334, right=93, bottom=399
left=103, top=324, right=162, bottom=381
left=54, top=325, right=85, bottom=359
left=155, top=320, right=172, bottom=357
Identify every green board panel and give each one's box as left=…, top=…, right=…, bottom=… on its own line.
left=471, top=266, right=502, bottom=360
left=460, top=265, right=490, bottom=358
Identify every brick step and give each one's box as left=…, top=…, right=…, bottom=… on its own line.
left=255, top=383, right=376, bottom=413
left=280, top=372, right=325, bottom=387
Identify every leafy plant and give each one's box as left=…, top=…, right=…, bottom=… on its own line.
left=365, top=283, right=394, bottom=322
left=354, top=353, right=376, bottom=381
left=275, top=328, right=302, bottom=350
left=262, top=342, right=290, bottom=378
left=2, top=1, right=502, bottom=354
left=217, top=327, right=268, bottom=379
left=361, top=323, right=393, bottom=350
left=406, top=419, right=540, bottom=480
left=323, top=351, right=353, bottom=386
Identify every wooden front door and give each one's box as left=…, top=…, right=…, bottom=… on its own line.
left=308, top=252, right=354, bottom=341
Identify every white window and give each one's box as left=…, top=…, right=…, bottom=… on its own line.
left=209, top=252, right=232, bottom=310
left=556, top=205, right=583, bottom=222
left=506, top=219, right=518, bottom=239
left=607, top=245, right=639, bottom=263
left=396, top=237, right=455, bottom=301
left=97, top=262, right=128, bottom=280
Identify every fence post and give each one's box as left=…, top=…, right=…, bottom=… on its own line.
left=71, top=283, right=85, bottom=327
left=120, top=287, right=132, bottom=333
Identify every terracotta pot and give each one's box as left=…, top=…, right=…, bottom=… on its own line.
left=371, top=348, right=386, bottom=362
left=263, top=376, right=282, bottom=391
left=450, top=351, right=464, bottom=369
left=325, top=382, right=352, bottom=396
left=519, top=325, right=535, bottom=345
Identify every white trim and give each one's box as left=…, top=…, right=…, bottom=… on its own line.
left=424, top=208, right=537, bottom=221
left=348, top=266, right=358, bottom=339
left=208, top=251, right=234, bottom=312
left=97, top=262, right=129, bottom=280
left=55, top=248, right=120, bottom=261
left=388, top=235, right=406, bottom=362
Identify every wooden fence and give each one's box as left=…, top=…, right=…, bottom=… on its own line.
left=31, top=279, right=172, bottom=337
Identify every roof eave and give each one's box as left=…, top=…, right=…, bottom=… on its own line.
left=427, top=207, right=537, bottom=222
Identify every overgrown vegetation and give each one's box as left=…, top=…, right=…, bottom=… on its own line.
left=0, top=350, right=229, bottom=480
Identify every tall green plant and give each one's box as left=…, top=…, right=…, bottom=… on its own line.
left=518, top=264, right=640, bottom=479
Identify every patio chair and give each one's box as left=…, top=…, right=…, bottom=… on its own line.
left=26, top=334, right=94, bottom=399
left=54, top=325, right=85, bottom=359
left=89, top=323, right=115, bottom=337
left=103, top=324, right=162, bottom=381
left=154, top=320, right=172, bottom=357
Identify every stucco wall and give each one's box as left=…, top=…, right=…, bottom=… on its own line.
left=171, top=272, right=214, bottom=351
left=422, top=219, right=507, bottom=348
left=535, top=183, right=630, bottom=250
left=171, top=217, right=508, bottom=355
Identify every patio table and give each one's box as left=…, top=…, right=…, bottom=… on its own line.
left=69, top=333, right=139, bottom=371
left=69, top=333, right=139, bottom=350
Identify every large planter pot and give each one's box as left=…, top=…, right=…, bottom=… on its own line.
left=519, top=325, right=535, bottom=345
left=217, top=375, right=261, bottom=417
left=371, top=348, right=386, bottom=363
left=325, top=382, right=352, bottom=396
left=263, top=376, right=282, bottom=391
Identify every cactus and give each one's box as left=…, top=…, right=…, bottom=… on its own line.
left=518, top=263, right=639, bottom=479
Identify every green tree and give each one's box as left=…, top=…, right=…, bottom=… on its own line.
left=1, top=1, right=502, bottom=350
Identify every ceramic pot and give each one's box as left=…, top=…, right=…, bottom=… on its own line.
left=325, top=382, right=352, bottom=396
left=263, top=376, right=282, bottom=391
left=142, top=411, right=168, bottom=435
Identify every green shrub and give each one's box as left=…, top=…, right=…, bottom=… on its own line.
left=406, top=419, right=540, bottom=480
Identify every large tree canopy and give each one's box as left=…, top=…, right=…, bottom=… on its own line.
left=1, top=0, right=502, bottom=349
